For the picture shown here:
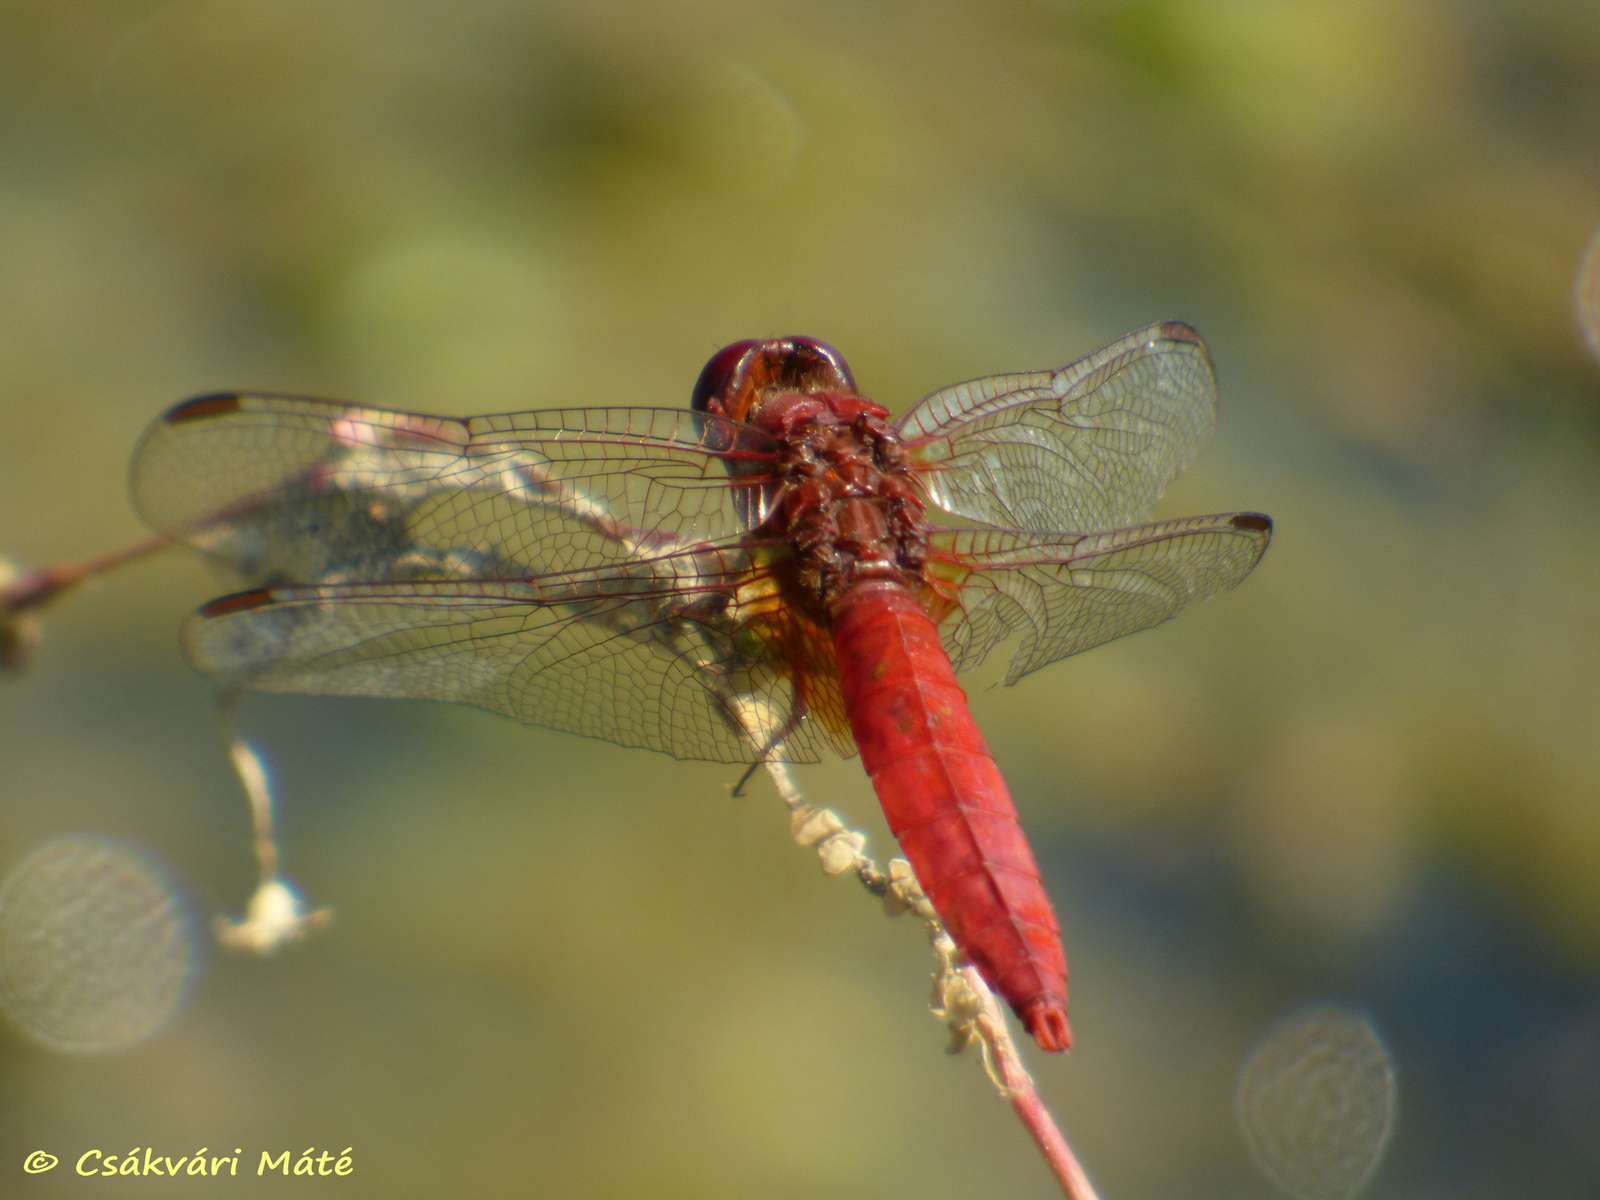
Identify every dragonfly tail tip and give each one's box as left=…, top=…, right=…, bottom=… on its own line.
left=1021, top=1000, right=1072, bottom=1053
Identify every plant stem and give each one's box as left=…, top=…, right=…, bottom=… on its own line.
left=763, top=759, right=1101, bottom=1200
left=0, top=531, right=172, bottom=615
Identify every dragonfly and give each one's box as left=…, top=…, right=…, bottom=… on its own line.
left=129, top=322, right=1271, bottom=1052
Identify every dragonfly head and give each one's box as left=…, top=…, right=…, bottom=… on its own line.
left=691, top=337, right=857, bottom=423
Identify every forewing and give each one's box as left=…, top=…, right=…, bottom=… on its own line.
left=898, top=323, right=1217, bottom=531
left=185, top=550, right=832, bottom=764
left=931, top=514, right=1270, bottom=682
left=131, top=394, right=776, bottom=585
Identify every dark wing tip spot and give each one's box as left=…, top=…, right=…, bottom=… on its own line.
left=1156, top=320, right=1203, bottom=345
left=199, top=589, right=276, bottom=617
left=1153, top=321, right=1216, bottom=378
left=1230, top=512, right=1273, bottom=532
left=165, top=394, right=242, bottom=423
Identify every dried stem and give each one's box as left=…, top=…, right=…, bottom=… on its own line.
left=1, top=533, right=174, bottom=671
left=0, top=532, right=171, bottom=615
left=210, top=689, right=331, bottom=953
left=764, top=759, right=1101, bottom=1200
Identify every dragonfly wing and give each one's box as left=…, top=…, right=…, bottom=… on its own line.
left=185, top=557, right=830, bottom=765
left=897, top=323, right=1217, bottom=531
left=930, top=513, right=1271, bottom=682
left=131, top=394, right=776, bottom=584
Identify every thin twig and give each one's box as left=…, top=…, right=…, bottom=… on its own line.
left=764, top=759, right=1101, bottom=1200
left=210, top=689, right=331, bottom=953
left=213, top=688, right=281, bottom=885
left=0, top=531, right=171, bottom=615
left=1, top=533, right=174, bottom=672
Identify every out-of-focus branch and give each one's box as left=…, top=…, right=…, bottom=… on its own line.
left=211, top=689, right=332, bottom=954
left=2, top=533, right=331, bottom=952
left=764, top=759, right=1102, bottom=1200
left=0, top=534, right=173, bottom=672
left=0, top=558, right=42, bottom=671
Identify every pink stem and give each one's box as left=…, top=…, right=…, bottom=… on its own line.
left=1, top=531, right=172, bottom=614
left=1003, top=1067, right=1100, bottom=1199
left=767, top=758, right=1103, bottom=1200
left=974, top=1001, right=1100, bottom=1199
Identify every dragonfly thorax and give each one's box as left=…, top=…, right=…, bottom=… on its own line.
left=754, top=391, right=931, bottom=609
left=690, top=336, right=932, bottom=609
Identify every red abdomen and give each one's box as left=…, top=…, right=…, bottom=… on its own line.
left=829, top=579, right=1071, bottom=1051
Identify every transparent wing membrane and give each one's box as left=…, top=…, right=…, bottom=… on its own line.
left=185, top=551, right=840, bottom=764
left=132, top=394, right=778, bottom=584
left=930, top=513, right=1271, bottom=682
left=898, top=323, right=1217, bottom=532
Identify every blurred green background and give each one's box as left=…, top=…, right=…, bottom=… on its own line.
left=3, top=1, right=1600, bottom=1196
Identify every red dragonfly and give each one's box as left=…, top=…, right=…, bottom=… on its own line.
left=130, top=322, right=1270, bottom=1052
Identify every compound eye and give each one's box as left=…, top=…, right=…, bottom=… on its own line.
left=691, top=340, right=763, bottom=414
left=788, top=337, right=856, bottom=392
